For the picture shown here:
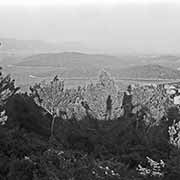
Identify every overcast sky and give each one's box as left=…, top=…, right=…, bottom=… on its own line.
left=0, top=1, right=180, bottom=54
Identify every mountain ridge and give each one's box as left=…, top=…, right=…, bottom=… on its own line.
left=15, top=52, right=126, bottom=69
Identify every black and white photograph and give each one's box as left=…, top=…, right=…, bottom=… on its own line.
left=0, top=0, right=180, bottom=179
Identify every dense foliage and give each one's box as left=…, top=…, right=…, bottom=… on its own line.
left=0, top=67, right=19, bottom=123
left=1, top=70, right=180, bottom=179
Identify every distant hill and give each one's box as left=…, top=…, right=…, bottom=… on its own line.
left=114, top=54, right=180, bottom=70
left=115, top=64, right=180, bottom=79
left=0, top=38, right=97, bottom=54
left=16, top=52, right=126, bottom=69
left=140, top=55, right=180, bottom=69
left=0, top=38, right=99, bottom=65
left=0, top=38, right=58, bottom=52
left=15, top=53, right=180, bottom=79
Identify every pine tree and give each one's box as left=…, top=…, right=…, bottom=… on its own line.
left=0, top=67, right=19, bottom=122
left=29, top=76, right=64, bottom=137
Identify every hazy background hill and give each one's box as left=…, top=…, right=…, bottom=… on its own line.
left=1, top=38, right=180, bottom=91
left=12, top=51, right=180, bottom=80
left=0, top=38, right=94, bottom=53
left=113, top=64, right=180, bottom=79
left=16, top=52, right=126, bottom=69
left=13, top=52, right=180, bottom=79
left=0, top=38, right=57, bottom=52
left=1, top=38, right=180, bottom=69
left=0, top=38, right=98, bottom=65
left=28, top=64, right=180, bottom=80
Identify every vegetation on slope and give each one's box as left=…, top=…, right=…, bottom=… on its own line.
left=115, top=64, right=180, bottom=79
left=1, top=68, right=180, bottom=179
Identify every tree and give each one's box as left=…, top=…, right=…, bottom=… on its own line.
left=84, top=70, right=120, bottom=119
left=29, top=76, right=65, bottom=137
left=0, top=67, right=19, bottom=123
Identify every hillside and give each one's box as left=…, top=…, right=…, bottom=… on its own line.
left=0, top=38, right=59, bottom=52
left=15, top=56, right=180, bottom=80
left=115, top=64, right=180, bottom=79
left=16, top=52, right=126, bottom=69
left=32, top=64, right=180, bottom=80
left=0, top=38, right=97, bottom=54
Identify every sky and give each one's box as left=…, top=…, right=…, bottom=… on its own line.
left=0, top=0, right=180, bottom=54
left=0, top=0, right=179, bottom=6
